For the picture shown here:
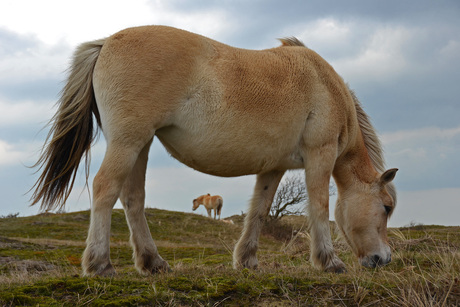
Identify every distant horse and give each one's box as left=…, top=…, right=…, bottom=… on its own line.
left=192, top=194, right=223, bottom=220
left=31, top=25, right=397, bottom=276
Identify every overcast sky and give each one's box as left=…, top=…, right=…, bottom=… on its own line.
left=0, top=0, right=459, bottom=227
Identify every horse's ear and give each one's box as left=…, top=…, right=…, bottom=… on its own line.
left=207, top=193, right=210, bottom=196
left=380, top=168, right=398, bottom=185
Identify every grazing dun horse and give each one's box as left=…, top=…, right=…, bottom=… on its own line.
left=192, top=194, right=224, bottom=220
left=31, top=25, right=397, bottom=276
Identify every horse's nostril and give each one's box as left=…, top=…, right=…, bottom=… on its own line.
left=372, top=255, right=382, bottom=266
left=372, top=254, right=392, bottom=267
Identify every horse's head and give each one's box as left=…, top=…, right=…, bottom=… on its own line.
left=335, top=168, right=398, bottom=268
left=192, top=198, right=199, bottom=211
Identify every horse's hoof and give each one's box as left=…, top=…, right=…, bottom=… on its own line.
left=325, top=263, right=347, bottom=274
left=324, top=257, right=347, bottom=274
left=233, top=257, right=258, bottom=270
left=83, top=262, right=116, bottom=277
left=149, top=262, right=171, bottom=274
left=99, top=264, right=117, bottom=276
left=137, top=255, right=171, bottom=275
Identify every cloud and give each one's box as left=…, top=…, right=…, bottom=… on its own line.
left=149, top=2, right=232, bottom=39
left=334, top=26, right=413, bottom=82
left=0, top=99, right=54, bottom=128
left=389, top=187, right=460, bottom=227
left=0, top=0, right=155, bottom=46
left=0, top=28, right=69, bottom=80
left=0, top=140, right=24, bottom=166
left=290, top=18, right=356, bottom=58
left=0, top=0, right=234, bottom=48
left=381, top=126, right=460, bottom=190
left=382, top=126, right=460, bottom=144
left=0, top=28, right=68, bottom=107
left=0, top=139, right=40, bottom=166
left=440, top=39, right=460, bottom=60
left=292, top=18, right=453, bottom=85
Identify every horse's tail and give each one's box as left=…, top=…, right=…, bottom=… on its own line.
left=216, top=198, right=223, bottom=216
left=31, top=39, right=106, bottom=212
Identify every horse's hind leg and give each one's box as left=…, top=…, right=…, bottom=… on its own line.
left=82, top=142, right=143, bottom=276
left=119, top=138, right=169, bottom=274
left=233, top=170, right=284, bottom=269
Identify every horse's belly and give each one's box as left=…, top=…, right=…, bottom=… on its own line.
left=155, top=125, right=304, bottom=177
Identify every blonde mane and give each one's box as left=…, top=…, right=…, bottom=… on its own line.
left=279, top=37, right=305, bottom=47
left=349, top=88, right=397, bottom=207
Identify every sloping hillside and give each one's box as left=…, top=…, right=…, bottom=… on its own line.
left=0, top=209, right=459, bottom=305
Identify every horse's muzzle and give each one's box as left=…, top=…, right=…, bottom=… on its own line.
left=360, top=253, right=391, bottom=268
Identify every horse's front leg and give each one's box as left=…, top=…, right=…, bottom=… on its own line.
left=206, top=208, right=212, bottom=218
left=304, top=144, right=346, bottom=273
left=119, top=139, right=169, bottom=275
left=233, top=170, right=284, bottom=269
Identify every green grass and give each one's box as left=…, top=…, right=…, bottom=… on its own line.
left=0, top=209, right=459, bottom=306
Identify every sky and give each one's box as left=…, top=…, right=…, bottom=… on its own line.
left=0, top=0, right=459, bottom=227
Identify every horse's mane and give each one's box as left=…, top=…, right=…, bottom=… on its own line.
left=349, top=87, right=397, bottom=207
left=278, top=37, right=305, bottom=47
left=349, top=88, right=385, bottom=173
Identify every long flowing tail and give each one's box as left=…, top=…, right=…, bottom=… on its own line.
left=31, top=39, right=105, bottom=212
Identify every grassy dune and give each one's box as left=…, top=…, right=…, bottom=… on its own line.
left=0, top=209, right=459, bottom=306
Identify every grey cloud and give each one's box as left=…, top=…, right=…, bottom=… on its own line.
left=155, top=0, right=460, bottom=33
left=382, top=126, right=460, bottom=191
left=0, top=79, right=61, bottom=102
left=0, top=27, right=40, bottom=55
left=0, top=162, right=38, bottom=215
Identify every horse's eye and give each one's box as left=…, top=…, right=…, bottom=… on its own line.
left=384, top=205, right=392, bottom=215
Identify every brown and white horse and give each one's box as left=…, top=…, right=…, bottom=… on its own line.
left=192, top=194, right=223, bottom=220
left=31, top=26, right=397, bottom=276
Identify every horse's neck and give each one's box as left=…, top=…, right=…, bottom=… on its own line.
left=333, top=135, right=377, bottom=192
